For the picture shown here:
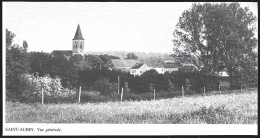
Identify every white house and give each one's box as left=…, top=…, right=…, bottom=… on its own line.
left=130, top=63, right=150, bottom=76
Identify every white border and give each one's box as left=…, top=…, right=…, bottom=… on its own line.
left=3, top=124, right=258, bottom=135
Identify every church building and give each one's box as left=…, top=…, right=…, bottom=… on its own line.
left=51, top=24, right=105, bottom=70
left=51, top=24, right=85, bottom=59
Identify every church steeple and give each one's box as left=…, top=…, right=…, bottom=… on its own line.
left=73, top=24, right=84, bottom=40
left=72, top=24, right=85, bottom=56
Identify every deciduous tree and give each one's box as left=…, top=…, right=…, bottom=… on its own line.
left=173, top=2, right=258, bottom=87
left=6, top=29, right=31, bottom=100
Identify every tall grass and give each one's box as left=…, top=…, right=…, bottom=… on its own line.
left=6, top=89, right=257, bottom=124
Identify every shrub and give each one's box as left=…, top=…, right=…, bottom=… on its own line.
left=93, top=77, right=117, bottom=95
left=18, top=73, right=78, bottom=103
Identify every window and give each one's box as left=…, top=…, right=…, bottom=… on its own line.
left=132, top=70, right=136, bottom=73
left=140, top=71, right=142, bottom=73
left=162, top=69, right=163, bottom=71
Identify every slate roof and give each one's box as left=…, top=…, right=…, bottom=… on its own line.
left=73, top=24, right=84, bottom=40
left=110, top=59, right=140, bottom=68
left=131, top=63, right=145, bottom=69
left=51, top=50, right=73, bottom=57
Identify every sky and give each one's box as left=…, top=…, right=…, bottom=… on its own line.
left=3, top=2, right=258, bottom=54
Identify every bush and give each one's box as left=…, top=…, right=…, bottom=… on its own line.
left=93, top=77, right=117, bottom=95
left=18, top=73, right=78, bottom=103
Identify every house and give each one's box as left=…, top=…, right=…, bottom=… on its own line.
left=130, top=63, right=150, bottom=76
left=163, top=60, right=179, bottom=73
left=106, top=59, right=141, bottom=72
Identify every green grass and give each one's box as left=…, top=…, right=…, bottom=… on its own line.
left=6, top=88, right=258, bottom=124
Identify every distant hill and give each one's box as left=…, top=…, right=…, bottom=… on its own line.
left=85, top=51, right=169, bottom=59
left=85, top=51, right=176, bottom=67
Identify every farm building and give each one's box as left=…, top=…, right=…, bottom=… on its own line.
left=162, top=60, right=179, bottom=73
left=106, top=59, right=141, bottom=72
left=130, top=63, right=151, bottom=76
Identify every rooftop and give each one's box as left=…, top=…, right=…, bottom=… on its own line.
left=110, top=59, right=140, bottom=68
left=51, top=50, right=73, bottom=57
left=131, top=63, right=145, bottom=69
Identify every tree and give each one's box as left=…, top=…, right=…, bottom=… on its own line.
left=6, top=29, right=31, bottom=100
left=93, top=77, right=117, bottom=95
left=173, top=2, right=258, bottom=87
left=28, top=52, right=51, bottom=76
left=84, top=54, right=105, bottom=69
left=6, top=29, right=15, bottom=48
left=98, top=54, right=120, bottom=64
left=69, top=54, right=83, bottom=65
left=47, top=54, right=78, bottom=88
left=125, top=53, right=138, bottom=59
left=23, top=40, right=28, bottom=51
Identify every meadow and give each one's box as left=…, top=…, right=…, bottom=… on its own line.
left=6, top=88, right=257, bottom=124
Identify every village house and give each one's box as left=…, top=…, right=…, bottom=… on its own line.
left=130, top=63, right=150, bottom=76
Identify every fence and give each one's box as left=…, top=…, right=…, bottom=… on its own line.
left=28, top=79, right=259, bottom=104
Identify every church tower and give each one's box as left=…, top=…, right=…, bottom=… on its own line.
left=72, top=24, right=84, bottom=56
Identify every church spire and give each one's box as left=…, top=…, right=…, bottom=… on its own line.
left=73, top=24, right=84, bottom=40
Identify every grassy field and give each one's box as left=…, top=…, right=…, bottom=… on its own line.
left=6, top=88, right=258, bottom=124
